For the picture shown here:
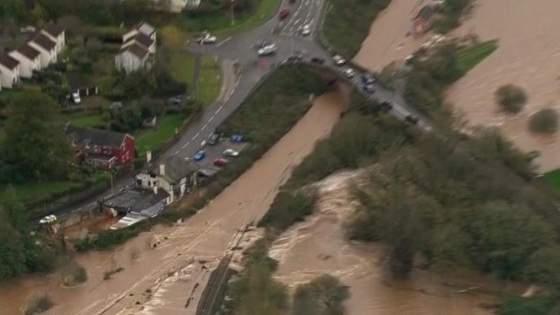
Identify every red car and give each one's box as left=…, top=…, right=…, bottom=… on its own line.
left=213, top=158, right=228, bottom=167
left=279, top=9, right=290, bottom=20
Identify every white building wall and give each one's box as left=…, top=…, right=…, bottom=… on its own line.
left=8, top=51, right=39, bottom=78
left=27, top=42, right=53, bottom=68
left=0, top=64, right=19, bottom=88
left=115, top=51, right=146, bottom=73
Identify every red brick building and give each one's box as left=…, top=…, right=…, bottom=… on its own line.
left=65, top=124, right=135, bottom=169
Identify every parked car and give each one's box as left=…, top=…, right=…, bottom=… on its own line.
left=110, top=101, right=123, bottom=109
left=286, top=55, right=303, bottom=64
left=230, top=134, right=244, bottom=142
left=405, top=115, right=420, bottom=124
left=72, top=91, right=81, bottom=104
left=208, top=133, right=220, bottom=145
left=167, top=96, right=183, bottom=105
left=213, top=158, right=228, bottom=167
left=193, top=150, right=206, bottom=161
left=310, top=57, right=325, bottom=64
left=301, top=24, right=311, bottom=36
left=363, top=84, right=375, bottom=94
left=380, top=100, right=393, bottom=112
left=223, top=149, right=240, bottom=157
left=361, top=73, right=376, bottom=85
left=258, top=44, right=277, bottom=56
left=20, top=26, right=36, bottom=33
left=279, top=9, right=290, bottom=20
left=343, top=68, right=355, bottom=78
left=197, top=33, right=217, bottom=44
left=333, top=55, right=346, bottom=66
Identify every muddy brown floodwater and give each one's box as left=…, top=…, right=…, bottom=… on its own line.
left=0, top=88, right=347, bottom=315
left=446, top=0, right=560, bottom=172
left=270, top=170, right=501, bottom=315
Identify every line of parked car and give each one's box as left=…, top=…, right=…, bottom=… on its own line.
left=192, top=132, right=243, bottom=169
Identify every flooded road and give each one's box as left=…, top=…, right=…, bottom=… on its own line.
left=446, top=0, right=560, bottom=171
left=270, top=170, right=500, bottom=315
left=0, top=89, right=347, bottom=315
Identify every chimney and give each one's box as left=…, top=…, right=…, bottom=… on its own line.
left=146, top=150, right=152, bottom=163
left=159, top=163, right=165, bottom=176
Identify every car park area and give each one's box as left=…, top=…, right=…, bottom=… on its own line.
left=190, top=134, right=249, bottom=174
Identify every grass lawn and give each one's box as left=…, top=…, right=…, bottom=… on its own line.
left=456, top=40, right=499, bottom=73
left=135, top=113, right=186, bottom=153
left=172, top=0, right=277, bottom=36
left=0, top=181, right=76, bottom=203
left=323, top=0, right=391, bottom=57
left=220, top=67, right=324, bottom=143
left=198, top=56, right=222, bottom=104
left=544, top=169, right=560, bottom=189
left=67, top=112, right=106, bottom=128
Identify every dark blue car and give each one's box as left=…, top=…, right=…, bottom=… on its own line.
left=193, top=150, right=206, bottom=161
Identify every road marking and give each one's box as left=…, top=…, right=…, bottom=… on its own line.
left=203, top=123, right=209, bottom=130
left=182, top=140, right=191, bottom=149
left=216, top=106, right=223, bottom=113
left=175, top=150, right=180, bottom=154
left=209, top=115, right=215, bottom=122
left=216, top=36, right=232, bottom=47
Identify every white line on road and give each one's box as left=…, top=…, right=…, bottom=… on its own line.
left=216, top=106, right=223, bottom=114
left=175, top=150, right=180, bottom=154
left=216, top=36, right=232, bottom=47
left=202, top=123, right=208, bottom=130
left=209, top=116, right=215, bottom=122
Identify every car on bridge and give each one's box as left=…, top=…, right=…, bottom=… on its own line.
left=363, top=84, right=375, bottom=94
left=405, top=115, right=420, bottom=124
left=333, top=55, right=346, bottom=66
left=361, top=73, right=376, bottom=85
left=193, top=150, right=206, bottom=161
left=343, top=68, right=355, bottom=78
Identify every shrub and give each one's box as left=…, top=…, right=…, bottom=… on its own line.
left=496, top=85, right=528, bottom=113
left=259, top=190, right=317, bottom=232
left=60, top=261, right=88, bottom=287
left=24, top=293, right=54, bottom=315
left=529, top=108, right=559, bottom=133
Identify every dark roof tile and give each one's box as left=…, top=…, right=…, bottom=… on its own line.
left=124, top=43, right=149, bottom=59
left=31, top=33, right=56, bottom=51
left=16, top=44, right=40, bottom=60
left=130, top=33, right=154, bottom=49
left=0, top=53, right=20, bottom=70
left=65, top=125, right=131, bottom=148
left=42, top=23, right=64, bottom=37
left=153, top=156, right=200, bottom=184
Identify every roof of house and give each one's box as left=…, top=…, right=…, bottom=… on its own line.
left=65, top=125, right=132, bottom=148
left=136, top=22, right=156, bottom=36
left=123, top=43, right=150, bottom=59
left=31, top=33, right=57, bottom=51
left=0, top=53, right=20, bottom=70
left=42, top=23, right=65, bottom=37
left=129, top=33, right=154, bottom=49
left=155, top=156, right=200, bottom=184
left=16, top=44, right=40, bottom=60
left=415, top=5, right=437, bottom=22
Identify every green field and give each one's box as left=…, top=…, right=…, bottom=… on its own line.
left=67, top=113, right=106, bottom=128
left=544, top=169, right=560, bottom=189
left=172, top=0, right=277, bottom=36
left=135, top=113, right=186, bottom=153
left=456, top=40, right=499, bottom=73
left=198, top=56, right=222, bottom=104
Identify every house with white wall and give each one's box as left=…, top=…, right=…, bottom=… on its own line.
left=28, top=33, right=57, bottom=68
left=115, top=43, right=152, bottom=73
left=136, top=155, right=200, bottom=204
left=9, top=44, right=41, bottom=78
left=41, top=23, right=66, bottom=53
left=116, top=22, right=157, bottom=73
left=0, top=53, right=20, bottom=88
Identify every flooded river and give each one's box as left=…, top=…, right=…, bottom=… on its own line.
left=270, top=170, right=502, bottom=315
left=0, top=89, right=347, bottom=315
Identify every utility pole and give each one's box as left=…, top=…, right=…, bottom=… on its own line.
left=231, top=0, right=236, bottom=26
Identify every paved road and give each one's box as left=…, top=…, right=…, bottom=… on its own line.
left=51, top=0, right=430, bottom=221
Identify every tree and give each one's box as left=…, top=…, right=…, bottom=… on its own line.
left=1, top=92, right=73, bottom=183
left=523, top=246, right=560, bottom=289
left=496, top=84, right=527, bottom=113
left=292, top=274, right=350, bottom=315
left=529, top=108, right=559, bottom=134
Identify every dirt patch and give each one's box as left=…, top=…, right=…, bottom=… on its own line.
left=445, top=0, right=560, bottom=171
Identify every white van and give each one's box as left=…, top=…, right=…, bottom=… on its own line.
left=72, top=91, right=81, bottom=104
